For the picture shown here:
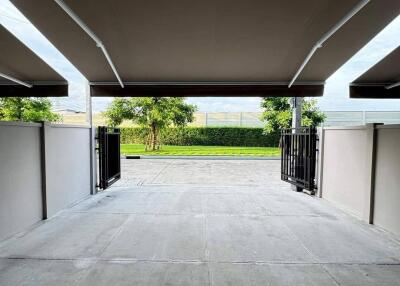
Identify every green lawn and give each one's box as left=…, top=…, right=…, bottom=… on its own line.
left=121, top=144, right=280, bottom=157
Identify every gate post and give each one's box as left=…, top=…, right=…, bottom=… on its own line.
left=292, top=97, right=302, bottom=129
left=291, top=97, right=303, bottom=192
left=90, top=126, right=97, bottom=194
left=86, top=83, right=97, bottom=195
left=316, top=127, right=325, bottom=198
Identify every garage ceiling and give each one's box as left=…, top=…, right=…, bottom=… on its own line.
left=10, top=0, right=400, bottom=97
left=0, top=25, right=67, bottom=97
left=350, top=47, right=400, bottom=98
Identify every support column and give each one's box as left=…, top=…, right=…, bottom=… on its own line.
left=86, top=83, right=93, bottom=126
left=292, top=97, right=302, bottom=129
left=316, top=127, right=325, bottom=198
left=291, top=97, right=303, bottom=192
left=86, top=83, right=97, bottom=195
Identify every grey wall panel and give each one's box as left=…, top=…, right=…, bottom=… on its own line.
left=374, top=126, right=400, bottom=237
left=44, top=125, right=91, bottom=217
left=0, top=123, right=42, bottom=241
left=321, top=126, right=373, bottom=221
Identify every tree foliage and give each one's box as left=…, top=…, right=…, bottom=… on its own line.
left=0, top=97, right=60, bottom=122
left=261, top=97, right=325, bottom=134
left=105, top=97, right=197, bottom=150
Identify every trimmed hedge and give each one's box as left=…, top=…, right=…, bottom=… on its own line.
left=120, top=127, right=279, bottom=147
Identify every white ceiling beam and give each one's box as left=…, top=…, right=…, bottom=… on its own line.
left=385, top=82, right=400, bottom=89
left=0, top=72, right=33, bottom=88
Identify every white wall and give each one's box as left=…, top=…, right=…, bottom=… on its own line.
left=320, top=124, right=400, bottom=237
left=44, top=124, right=91, bottom=217
left=0, top=122, right=43, bottom=241
left=320, top=125, right=374, bottom=221
left=0, top=122, right=92, bottom=241
left=373, top=125, right=400, bottom=237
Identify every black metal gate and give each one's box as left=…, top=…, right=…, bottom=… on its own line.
left=280, top=127, right=317, bottom=193
left=97, top=126, right=121, bottom=190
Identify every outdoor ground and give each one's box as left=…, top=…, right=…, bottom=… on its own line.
left=121, top=144, right=280, bottom=157
left=1, top=159, right=400, bottom=285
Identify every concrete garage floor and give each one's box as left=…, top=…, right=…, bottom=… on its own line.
left=1, top=159, right=400, bottom=285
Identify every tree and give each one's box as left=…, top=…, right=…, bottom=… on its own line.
left=0, top=97, right=61, bottom=122
left=105, top=97, right=197, bottom=150
left=261, top=97, right=325, bottom=134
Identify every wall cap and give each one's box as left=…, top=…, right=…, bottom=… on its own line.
left=376, top=124, right=400, bottom=130
left=44, top=123, right=91, bottom=129
left=322, top=125, right=371, bottom=130
left=0, top=121, right=42, bottom=127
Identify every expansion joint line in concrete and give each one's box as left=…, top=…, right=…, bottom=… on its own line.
left=2, top=257, right=400, bottom=266
left=277, top=217, right=343, bottom=286
left=149, top=161, right=174, bottom=184
left=202, top=194, right=213, bottom=286
left=97, top=214, right=134, bottom=256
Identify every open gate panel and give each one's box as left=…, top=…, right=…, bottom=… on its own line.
left=97, top=126, right=121, bottom=190
left=280, top=127, right=317, bottom=193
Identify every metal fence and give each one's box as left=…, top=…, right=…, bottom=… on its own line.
left=58, top=111, right=400, bottom=128
left=321, top=111, right=400, bottom=126
left=192, top=111, right=400, bottom=127
left=191, top=112, right=264, bottom=127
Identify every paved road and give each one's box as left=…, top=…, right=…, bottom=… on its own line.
left=1, top=159, right=400, bottom=285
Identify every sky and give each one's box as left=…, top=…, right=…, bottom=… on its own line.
left=1, top=0, right=399, bottom=112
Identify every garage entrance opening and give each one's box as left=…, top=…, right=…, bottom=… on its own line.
left=1, top=0, right=400, bottom=283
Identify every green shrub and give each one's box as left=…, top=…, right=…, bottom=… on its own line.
left=120, top=127, right=279, bottom=147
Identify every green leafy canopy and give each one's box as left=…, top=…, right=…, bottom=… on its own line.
left=104, top=97, right=197, bottom=150
left=0, top=97, right=60, bottom=122
left=105, top=97, right=197, bottom=128
left=260, top=97, right=326, bottom=134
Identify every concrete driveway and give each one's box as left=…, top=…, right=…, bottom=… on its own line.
left=1, top=159, right=400, bottom=285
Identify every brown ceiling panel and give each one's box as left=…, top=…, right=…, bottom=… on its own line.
left=353, top=47, right=400, bottom=83
left=299, top=0, right=400, bottom=81
left=350, top=47, right=400, bottom=98
left=10, top=0, right=400, bottom=97
left=0, top=25, right=67, bottom=97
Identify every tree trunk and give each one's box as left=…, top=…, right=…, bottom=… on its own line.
left=17, top=98, right=23, bottom=121
left=151, top=123, right=157, bottom=151
left=145, top=132, right=151, bottom=151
